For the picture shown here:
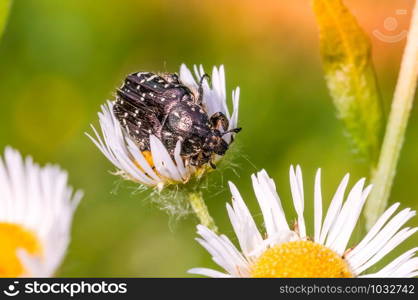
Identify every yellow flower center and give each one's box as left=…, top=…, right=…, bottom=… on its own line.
left=0, top=222, right=42, bottom=277
left=251, top=240, right=353, bottom=278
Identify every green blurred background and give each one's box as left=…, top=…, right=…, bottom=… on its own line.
left=0, top=0, right=416, bottom=277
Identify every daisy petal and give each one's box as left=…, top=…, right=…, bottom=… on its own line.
left=227, top=182, right=263, bottom=258
left=289, top=165, right=306, bottom=238
left=347, top=208, right=416, bottom=270
left=188, top=268, right=231, bottom=278
left=150, top=135, right=183, bottom=182
left=367, top=247, right=418, bottom=277
left=252, top=170, right=289, bottom=237
left=354, top=227, right=418, bottom=275
left=346, top=203, right=401, bottom=259
left=195, top=225, right=250, bottom=277
left=319, top=173, right=350, bottom=244
left=314, top=169, right=323, bottom=243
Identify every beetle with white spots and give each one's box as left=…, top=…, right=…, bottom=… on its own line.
left=113, top=71, right=241, bottom=168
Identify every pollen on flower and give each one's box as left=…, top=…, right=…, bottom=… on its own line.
left=141, top=150, right=154, bottom=168
left=132, top=150, right=155, bottom=174
left=0, top=222, right=42, bottom=277
left=251, top=240, right=353, bottom=278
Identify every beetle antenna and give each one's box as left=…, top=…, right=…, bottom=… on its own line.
left=221, top=128, right=242, bottom=136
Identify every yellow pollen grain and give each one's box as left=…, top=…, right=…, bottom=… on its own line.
left=141, top=150, right=154, bottom=167
left=251, top=240, right=353, bottom=278
left=133, top=151, right=156, bottom=173
left=0, top=222, right=42, bottom=277
left=133, top=151, right=179, bottom=185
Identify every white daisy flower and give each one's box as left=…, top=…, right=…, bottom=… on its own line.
left=87, top=64, right=240, bottom=189
left=190, top=166, right=418, bottom=278
left=0, top=147, right=82, bottom=277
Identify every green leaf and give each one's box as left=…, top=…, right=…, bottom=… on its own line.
left=313, top=0, right=384, bottom=163
left=0, top=0, right=12, bottom=41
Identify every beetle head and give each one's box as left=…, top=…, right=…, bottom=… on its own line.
left=204, top=130, right=229, bottom=156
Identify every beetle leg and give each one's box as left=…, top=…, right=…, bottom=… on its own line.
left=197, top=73, right=210, bottom=105
left=189, top=155, right=199, bottom=167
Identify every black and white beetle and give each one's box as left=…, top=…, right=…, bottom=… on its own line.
left=113, top=72, right=241, bottom=168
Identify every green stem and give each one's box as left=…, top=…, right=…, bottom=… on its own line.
left=188, top=191, right=218, bottom=233
left=365, top=1, right=418, bottom=229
